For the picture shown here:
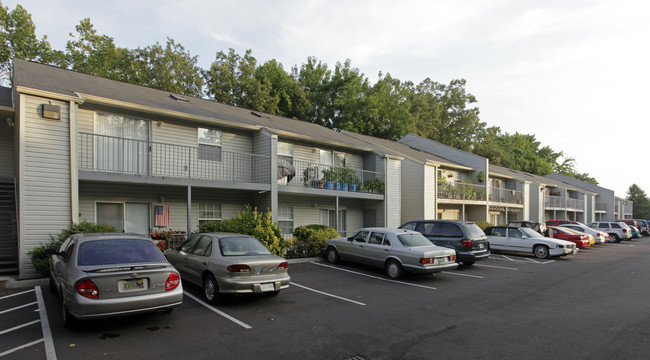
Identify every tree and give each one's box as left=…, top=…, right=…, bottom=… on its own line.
left=255, top=59, right=308, bottom=119
left=129, top=38, right=204, bottom=97
left=294, top=56, right=332, bottom=127
left=0, top=3, right=62, bottom=85
left=204, top=48, right=278, bottom=113
left=627, top=184, right=650, bottom=219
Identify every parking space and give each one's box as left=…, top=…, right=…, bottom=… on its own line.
left=3, top=237, right=649, bottom=359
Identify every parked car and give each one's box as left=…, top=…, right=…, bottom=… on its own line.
left=399, top=220, right=490, bottom=266
left=508, top=221, right=548, bottom=236
left=547, top=226, right=591, bottom=248
left=323, top=228, right=458, bottom=279
left=635, top=220, right=649, bottom=235
left=164, top=233, right=290, bottom=304
left=46, top=233, right=183, bottom=327
left=558, top=227, right=596, bottom=246
left=587, top=221, right=632, bottom=242
left=628, top=226, right=641, bottom=239
left=545, top=220, right=579, bottom=227
left=484, top=226, right=577, bottom=259
left=559, top=223, right=608, bottom=244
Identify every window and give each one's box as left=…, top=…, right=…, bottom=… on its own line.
left=191, top=236, right=213, bottom=256
left=440, top=223, right=463, bottom=237
left=351, top=231, right=369, bottom=242
left=369, top=232, right=385, bottom=245
left=400, top=222, right=416, bottom=231
left=198, top=127, right=222, bottom=161
left=320, top=150, right=346, bottom=167
left=508, top=229, right=522, bottom=238
left=95, top=112, right=150, bottom=175
left=199, top=202, right=222, bottom=227
left=320, top=209, right=346, bottom=236
left=278, top=206, right=294, bottom=238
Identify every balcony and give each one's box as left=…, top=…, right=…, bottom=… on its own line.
left=489, top=187, right=524, bottom=205
left=279, top=159, right=385, bottom=195
left=596, top=202, right=607, bottom=212
left=78, top=133, right=270, bottom=183
left=438, top=181, right=487, bottom=201
left=545, top=196, right=584, bottom=211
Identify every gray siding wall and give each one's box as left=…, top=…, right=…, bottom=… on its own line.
left=20, top=95, right=72, bottom=277
left=386, top=158, right=401, bottom=228
left=79, top=182, right=254, bottom=233
left=0, top=118, right=14, bottom=177
left=279, top=194, right=364, bottom=236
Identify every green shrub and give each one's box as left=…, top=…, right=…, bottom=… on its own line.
left=28, top=221, right=118, bottom=277
left=474, top=221, right=494, bottom=231
left=288, top=224, right=340, bottom=258
left=199, top=205, right=290, bottom=256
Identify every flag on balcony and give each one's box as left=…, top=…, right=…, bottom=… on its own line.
left=154, top=205, right=169, bottom=227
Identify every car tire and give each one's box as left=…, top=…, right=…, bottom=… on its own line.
left=610, top=234, right=620, bottom=243
left=62, top=303, right=76, bottom=328
left=203, top=275, right=220, bottom=305
left=533, top=245, right=549, bottom=259
left=385, top=259, right=404, bottom=279
left=326, top=247, right=340, bottom=264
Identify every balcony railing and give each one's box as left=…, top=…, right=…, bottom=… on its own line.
left=545, top=196, right=584, bottom=211
left=279, top=159, right=385, bottom=194
left=438, top=181, right=488, bottom=201
left=489, top=187, right=524, bottom=205
left=596, top=202, right=607, bottom=211
left=79, top=132, right=270, bottom=183
left=624, top=203, right=633, bottom=214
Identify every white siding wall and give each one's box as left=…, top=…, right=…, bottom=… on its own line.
left=20, top=95, right=72, bottom=277
left=386, top=158, right=401, bottom=228
left=400, top=160, right=424, bottom=222
left=0, top=118, right=14, bottom=177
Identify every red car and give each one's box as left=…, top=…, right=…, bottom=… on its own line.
left=548, top=226, right=591, bottom=248
left=546, top=220, right=580, bottom=227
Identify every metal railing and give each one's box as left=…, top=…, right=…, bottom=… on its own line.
left=279, top=159, right=385, bottom=194
left=624, top=203, right=633, bottom=214
left=596, top=202, right=607, bottom=211
left=79, top=132, right=270, bottom=183
left=545, top=196, right=585, bottom=210
left=488, top=187, right=524, bottom=205
left=438, top=181, right=488, bottom=201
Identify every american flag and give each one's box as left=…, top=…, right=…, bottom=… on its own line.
left=154, top=205, right=169, bottom=227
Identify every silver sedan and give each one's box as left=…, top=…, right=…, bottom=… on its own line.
left=47, top=233, right=183, bottom=327
left=164, top=233, right=290, bottom=304
left=323, top=227, right=458, bottom=279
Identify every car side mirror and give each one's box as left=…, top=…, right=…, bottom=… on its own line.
left=44, top=248, right=60, bottom=256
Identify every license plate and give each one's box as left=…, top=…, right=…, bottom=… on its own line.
left=479, top=243, right=485, bottom=249
left=122, top=278, right=145, bottom=291
left=260, top=283, right=275, bottom=292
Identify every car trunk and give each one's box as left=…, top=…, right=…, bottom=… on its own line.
left=81, top=263, right=173, bottom=299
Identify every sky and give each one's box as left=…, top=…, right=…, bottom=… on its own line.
left=6, top=0, right=650, bottom=197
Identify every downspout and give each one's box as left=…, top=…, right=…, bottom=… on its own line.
left=69, top=101, right=79, bottom=224
left=17, top=94, right=25, bottom=278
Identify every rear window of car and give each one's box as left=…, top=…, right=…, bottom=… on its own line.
left=397, top=233, right=433, bottom=247
left=78, top=239, right=165, bottom=266
left=219, top=236, right=271, bottom=256
left=465, top=223, right=486, bottom=238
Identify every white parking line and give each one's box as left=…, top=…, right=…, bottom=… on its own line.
left=0, top=319, right=40, bottom=336
left=0, top=339, right=44, bottom=357
left=441, top=271, right=484, bottom=279
left=0, top=301, right=37, bottom=315
left=36, top=286, right=56, bottom=360
left=0, top=288, right=35, bottom=300
left=475, top=264, right=519, bottom=271
left=183, top=291, right=252, bottom=329
left=525, top=258, right=555, bottom=264
left=290, top=282, right=366, bottom=305
left=311, top=262, right=438, bottom=290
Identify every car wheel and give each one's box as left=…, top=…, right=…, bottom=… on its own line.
left=533, top=245, right=549, bottom=259
left=385, top=259, right=404, bottom=279
left=326, top=247, right=340, bottom=264
left=203, top=275, right=220, bottom=305
left=610, top=234, right=620, bottom=243
left=62, top=303, right=76, bottom=328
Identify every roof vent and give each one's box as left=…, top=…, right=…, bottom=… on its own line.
left=251, top=111, right=270, bottom=119
left=170, top=94, right=189, bottom=102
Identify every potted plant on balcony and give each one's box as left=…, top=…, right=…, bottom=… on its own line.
left=303, top=166, right=318, bottom=187
left=364, top=178, right=385, bottom=194
left=339, top=166, right=360, bottom=192
left=321, top=168, right=339, bottom=190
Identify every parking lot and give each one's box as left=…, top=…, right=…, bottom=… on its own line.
left=2, top=239, right=650, bottom=360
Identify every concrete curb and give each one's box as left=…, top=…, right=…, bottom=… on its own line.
left=286, top=256, right=323, bottom=264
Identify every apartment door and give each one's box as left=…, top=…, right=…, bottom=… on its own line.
left=97, top=202, right=150, bottom=234
left=95, top=113, right=150, bottom=175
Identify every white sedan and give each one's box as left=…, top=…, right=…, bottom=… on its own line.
left=484, top=226, right=577, bottom=259
left=323, top=228, right=458, bottom=279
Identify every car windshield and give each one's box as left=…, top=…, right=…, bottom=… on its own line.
left=78, top=239, right=165, bottom=266
left=520, top=228, right=544, bottom=238
left=397, top=233, right=433, bottom=247
left=219, top=236, right=272, bottom=256
left=465, top=223, right=486, bottom=238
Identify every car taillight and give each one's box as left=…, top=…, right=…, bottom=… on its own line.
left=623, top=229, right=629, bottom=233
left=166, top=272, right=180, bottom=291
left=76, top=279, right=99, bottom=298
left=420, top=258, right=434, bottom=264
left=448, top=254, right=457, bottom=261
left=227, top=264, right=251, bottom=272
left=277, top=262, right=288, bottom=269
left=461, top=239, right=472, bottom=249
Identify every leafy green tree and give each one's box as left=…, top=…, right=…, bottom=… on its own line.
left=627, top=184, right=650, bottom=219
left=256, top=59, right=308, bottom=119
left=204, top=48, right=278, bottom=113
left=129, top=38, right=204, bottom=97
left=0, top=3, right=62, bottom=85
left=294, top=56, right=333, bottom=127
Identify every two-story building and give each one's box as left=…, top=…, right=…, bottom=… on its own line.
left=7, top=59, right=404, bottom=278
